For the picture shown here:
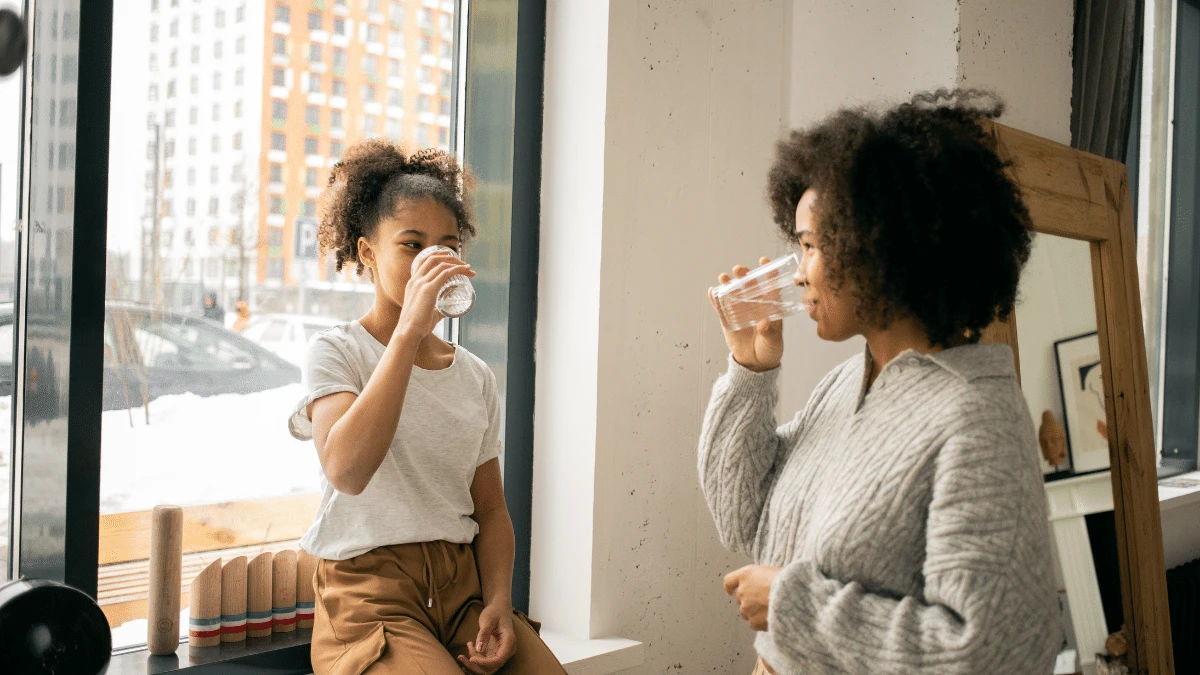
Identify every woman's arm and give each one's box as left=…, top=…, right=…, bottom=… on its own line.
left=471, top=458, right=514, bottom=610
left=760, top=421, right=1059, bottom=674
left=698, top=357, right=846, bottom=556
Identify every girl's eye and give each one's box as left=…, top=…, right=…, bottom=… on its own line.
left=402, top=242, right=422, bottom=250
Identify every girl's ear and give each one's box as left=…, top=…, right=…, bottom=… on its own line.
left=357, top=236, right=374, bottom=270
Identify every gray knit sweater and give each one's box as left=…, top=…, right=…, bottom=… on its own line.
left=699, top=344, right=1059, bottom=674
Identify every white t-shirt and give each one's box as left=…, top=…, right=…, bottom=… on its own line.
left=288, top=321, right=503, bottom=560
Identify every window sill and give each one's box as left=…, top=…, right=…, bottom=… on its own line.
left=105, top=630, right=644, bottom=675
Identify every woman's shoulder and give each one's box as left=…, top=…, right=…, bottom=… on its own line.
left=452, top=345, right=495, bottom=380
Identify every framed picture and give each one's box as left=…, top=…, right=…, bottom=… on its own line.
left=1054, top=332, right=1109, bottom=474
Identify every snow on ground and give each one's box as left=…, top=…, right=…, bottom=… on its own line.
left=99, top=384, right=321, bottom=513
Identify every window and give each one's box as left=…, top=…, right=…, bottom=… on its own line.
left=191, top=45, right=200, bottom=64
left=212, top=72, right=221, bottom=90
left=167, top=79, right=176, bottom=97
left=305, top=137, right=319, bottom=155
left=192, top=14, right=200, bottom=32
left=416, top=123, right=430, bottom=146
left=389, top=30, right=404, bottom=51
left=305, top=105, right=320, bottom=125
left=149, top=53, right=158, bottom=71
left=308, top=12, right=322, bottom=30
left=189, top=75, right=198, bottom=94
left=387, top=118, right=401, bottom=140
left=362, top=84, right=377, bottom=102
left=309, top=43, right=322, bottom=62
left=150, top=23, right=159, bottom=41
left=333, top=48, right=347, bottom=72
left=388, top=58, right=401, bottom=77
left=164, top=109, right=175, bottom=127
left=418, top=8, right=432, bottom=28
left=388, top=88, right=402, bottom=108
left=439, top=13, right=452, bottom=38
left=17, top=0, right=474, bottom=654
left=418, top=66, right=432, bottom=83
left=367, top=25, right=380, bottom=44
left=169, top=49, right=177, bottom=67
left=363, top=114, right=377, bottom=136
left=211, top=135, right=220, bottom=152
left=334, top=17, right=346, bottom=35
left=212, top=103, right=220, bottom=121
left=169, top=18, right=178, bottom=36
left=440, top=98, right=451, bottom=116
left=420, top=37, right=431, bottom=55
left=440, top=42, right=452, bottom=60
left=363, top=55, right=379, bottom=75
left=163, top=169, right=174, bottom=187
left=332, top=78, right=347, bottom=98
left=273, top=68, right=287, bottom=87
left=417, top=95, right=431, bottom=113
left=309, top=73, right=322, bottom=92
left=368, top=0, right=381, bottom=13
left=272, top=100, right=288, bottom=120
left=148, top=84, right=159, bottom=101
left=275, top=5, right=290, bottom=23
left=331, top=109, right=344, bottom=129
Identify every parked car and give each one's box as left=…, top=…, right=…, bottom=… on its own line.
left=0, top=302, right=301, bottom=411
left=239, top=314, right=342, bottom=369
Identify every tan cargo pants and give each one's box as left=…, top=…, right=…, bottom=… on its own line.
left=311, top=540, right=567, bottom=675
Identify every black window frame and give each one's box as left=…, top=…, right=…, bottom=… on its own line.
left=7, top=0, right=548, bottom=672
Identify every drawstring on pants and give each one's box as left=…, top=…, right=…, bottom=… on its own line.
left=419, top=541, right=459, bottom=639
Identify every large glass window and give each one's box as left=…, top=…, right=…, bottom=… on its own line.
left=94, top=0, right=463, bottom=651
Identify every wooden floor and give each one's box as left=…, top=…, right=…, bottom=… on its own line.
left=98, top=493, right=321, bottom=628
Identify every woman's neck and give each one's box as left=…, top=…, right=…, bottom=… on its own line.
left=359, top=300, right=449, bottom=365
left=862, top=315, right=941, bottom=385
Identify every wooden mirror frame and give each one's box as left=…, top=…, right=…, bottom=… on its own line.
left=979, top=121, right=1173, bottom=674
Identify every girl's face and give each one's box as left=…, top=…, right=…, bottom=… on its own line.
left=794, top=189, right=861, bottom=342
left=359, top=196, right=461, bottom=308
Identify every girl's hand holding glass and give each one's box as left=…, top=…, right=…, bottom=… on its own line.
left=399, top=248, right=475, bottom=337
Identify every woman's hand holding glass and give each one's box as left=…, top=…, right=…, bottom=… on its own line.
left=709, top=256, right=786, bottom=372
left=399, top=249, right=475, bottom=338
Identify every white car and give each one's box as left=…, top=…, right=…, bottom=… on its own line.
left=240, top=314, right=343, bottom=369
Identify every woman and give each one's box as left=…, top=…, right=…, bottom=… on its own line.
left=699, top=90, right=1059, bottom=674
left=288, top=142, right=566, bottom=675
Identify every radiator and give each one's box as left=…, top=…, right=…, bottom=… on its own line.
left=1167, top=557, right=1200, bottom=673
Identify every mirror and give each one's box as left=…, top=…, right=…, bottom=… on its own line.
left=1014, top=234, right=1123, bottom=674
left=980, top=122, right=1172, bottom=674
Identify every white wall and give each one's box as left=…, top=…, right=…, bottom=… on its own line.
left=531, top=2, right=1077, bottom=673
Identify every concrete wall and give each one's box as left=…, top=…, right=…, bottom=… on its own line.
left=531, top=2, right=1077, bottom=673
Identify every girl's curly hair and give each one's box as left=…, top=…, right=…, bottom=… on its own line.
left=318, top=141, right=476, bottom=275
left=767, top=88, right=1033, bottom=347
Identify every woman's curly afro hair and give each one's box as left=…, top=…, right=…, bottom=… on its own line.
left=767, top=88, right=1033, bottom=347
left=318, top=141, right=476, bottom=275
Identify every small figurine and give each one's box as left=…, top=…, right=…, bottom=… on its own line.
left=1038, top=409, right=1068, bottom=468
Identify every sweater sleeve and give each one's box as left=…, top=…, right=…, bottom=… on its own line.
left=763, top=422, right=1057, bottom=674
left=698, top=356, right=844, bottom=557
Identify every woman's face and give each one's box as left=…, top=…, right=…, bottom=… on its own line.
left=795, top=189, right=860, bottom=342
left=359, top=196, right=461, bottom=308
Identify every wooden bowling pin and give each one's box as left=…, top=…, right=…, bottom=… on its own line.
left=272, top=550, right=297, bottom=633
left=188, top=558, right=222, bottom=648
left=296, top=549, right=318, bottom=629
left=246, top=552, right=274, bottom=638
left=221, top=556, right=248, bottom=643
left=147, top=505, right=183, bottom=655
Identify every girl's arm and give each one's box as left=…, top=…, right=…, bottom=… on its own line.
left=310, top=253, right=471, bottom=495
left=470, top=458, right=514, bottom=610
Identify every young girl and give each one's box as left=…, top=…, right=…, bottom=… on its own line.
left=288, top=142, right=567, bottom=675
